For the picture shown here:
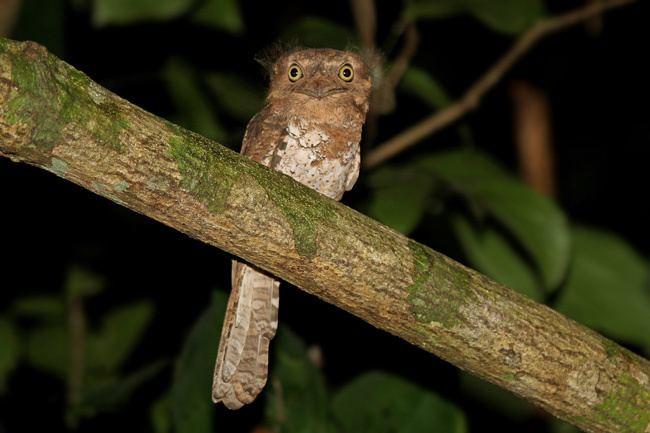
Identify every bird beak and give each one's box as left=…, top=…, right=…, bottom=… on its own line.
left=297, top=77, right=345, bottom=99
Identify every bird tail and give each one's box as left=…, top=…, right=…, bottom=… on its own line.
left=212, top=260, right=280, bottom=409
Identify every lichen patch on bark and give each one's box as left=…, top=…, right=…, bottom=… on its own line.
left=48, top=157, right=68, bottom=175
left=113, top=180, right=130, bottom=192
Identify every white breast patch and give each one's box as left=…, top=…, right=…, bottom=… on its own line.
left=276, top=119, right=357, bottom=200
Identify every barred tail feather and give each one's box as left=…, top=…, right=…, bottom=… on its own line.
left=212, top=261, right=280, bottom=409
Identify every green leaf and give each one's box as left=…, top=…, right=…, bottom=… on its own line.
left=451, top=214, right=543, bottom=300
left=400, top=67, right=452, bottom=110
left=204, top=72, right=264, bottom=122
left=282, top=16, right=356, bottom=50
left=87, top=301, right=154, bottom=375
left=64, top=264, right=105, bottom=300
left=365, top=165, right=436, bottom=234
left=399, top=67, right=475, bottom=146
left=163, top=58, right=226, bottom=142
left=171, top=291, right=226, bottom=433
left=70, top=0, right=91, bottom=11
left=25, top=324, right=68, bottom=379
left=12, top=295, right=65, bottom=320
left=403, top=0, right=545, bottom=34
left=459, top=372, right=534, bottom=421
left=549, top=418, right=582, bottom=433
left=13, top=0, right=65, bottom=56
left=554, top=226, right=650, bottom=354
left=93, top=0, right=193, bottom=26
left=264, top=327, right=332, bottom=433
left=69, top=361, right=166, bottom=420
left=151, top=395, right=172, bottom=433
left=191, top=0, right=244, bottom=34
left=0, top=316, right=20, bottom=393
left=332, top=371, right=466, bottom=433
left=403, top=0, right=464, bottom=20
left=466, top=0, right=546, bottom=35
left=421, top=149, right=570, bottom=291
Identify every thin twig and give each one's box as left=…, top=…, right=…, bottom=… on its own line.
left=510, top=80, right=556, bottom=197
left=364, top=0, right=635, bottom=168
left=364, top=21, right=419, bottom=149
left=0, top=0, right=21, bottom=37
left=67, top=296, right=85, bottom=407
left=350, top=0, right=376, bottom=50
left=384, top=21, right=419, bottom=92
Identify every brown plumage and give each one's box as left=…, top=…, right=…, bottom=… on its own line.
left=212, top=48, right=372, bottom=409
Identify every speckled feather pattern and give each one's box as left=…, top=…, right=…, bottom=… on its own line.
left=212, top=48, right=372, bottom=409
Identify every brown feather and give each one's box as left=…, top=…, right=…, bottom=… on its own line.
left=212, top=48, right=372, bottom=409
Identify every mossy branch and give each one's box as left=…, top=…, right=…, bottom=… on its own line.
left=1, top=38, right=648, bottom=433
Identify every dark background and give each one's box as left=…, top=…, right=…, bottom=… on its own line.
left=1, top=1, right=648, bottom=432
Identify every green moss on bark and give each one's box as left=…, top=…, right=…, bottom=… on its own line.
left=407, top=240, right=473, bottom=328
left=603, top=338, right=624, bottom=359
left=251, top=170, right=335, bottom=258
left=6, top=47, right=62, bottom=152
left=592, top=373, right=650, bottom=432
left=3, top=41, right=128, bottom=154
left=168, top=134, right=235, bottom=214
left=166, top=126, right=336, bottom=259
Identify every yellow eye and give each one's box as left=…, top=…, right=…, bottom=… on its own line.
left=288, top=63, right=303, bottom=82
left=338, top=64, right=354, bottom=82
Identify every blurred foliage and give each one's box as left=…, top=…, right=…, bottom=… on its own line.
left=403, top=0, right=546, bottom=34
left=264, top=328, right=332, bottom=433
left=163, top=57, right=227, bottom=142
left=1, top=0, right=648, bottom=432
left=554, top=226, right=650, bottom=354
left=1, top=265, right=159, bottom=426
left=167, top=291, right=224, bottom=433
left=332, top=371, right=466, bottom=433
left=282, top=16, right=356, bottom=49
left=400, top=66, right=452, bottom=110
left=366, top=149, right=570, bottom=298
left=0, top=317, right=19, bottom=393
left=12, top=0, right=65, bottom=56
left=191, top=0, right=244, bottom=34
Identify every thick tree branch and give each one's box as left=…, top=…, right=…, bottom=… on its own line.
left=364, top=0, right=636, bottom=168
left=1, top=38, right=648, bottom=433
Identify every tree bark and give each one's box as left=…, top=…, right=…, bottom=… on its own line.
left=1, top=38, right=648, bottom=433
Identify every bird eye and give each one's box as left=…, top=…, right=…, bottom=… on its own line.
left=288, top=64, right=303, bottom=82
left=338, top=64, right=354, bottom=82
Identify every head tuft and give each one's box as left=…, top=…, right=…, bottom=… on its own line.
left=255, top=41, right=303, bottom=78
